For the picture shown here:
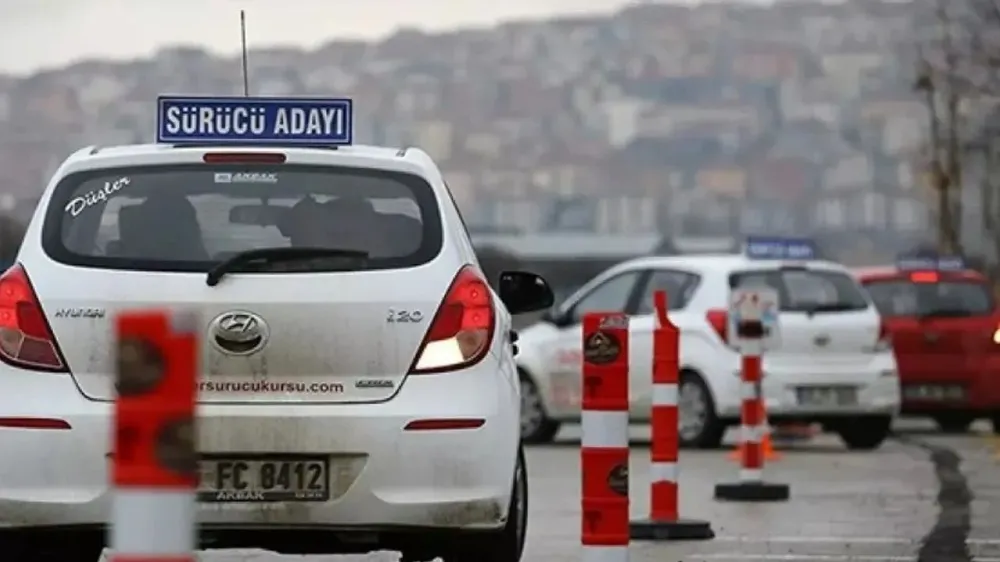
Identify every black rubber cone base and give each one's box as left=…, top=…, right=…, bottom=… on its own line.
left=630, top=517, right=715, bottom=541
left=714, top=481, right=790, bottom=502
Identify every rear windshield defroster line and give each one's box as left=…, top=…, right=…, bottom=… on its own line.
left=41, top=163, right=444, bottom=274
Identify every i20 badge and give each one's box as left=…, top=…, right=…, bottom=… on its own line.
left=210, top=311, right=269, bottom=356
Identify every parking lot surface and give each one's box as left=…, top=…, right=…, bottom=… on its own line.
left=92, top=420, right=998, bottom=562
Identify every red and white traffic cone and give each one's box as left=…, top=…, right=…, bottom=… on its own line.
left=110, top=310, right=199, bottom=562
left=580, top=312, right=630, bottom=562
left=630, top=291, right=713, bottom=540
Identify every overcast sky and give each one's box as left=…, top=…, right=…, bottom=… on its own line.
left=0, top=0, right=742, bottom=74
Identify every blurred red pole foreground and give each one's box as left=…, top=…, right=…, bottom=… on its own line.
left=629, top=291, right=714, bottom=541
left=580, top=311, right=629, bottom=562
left=109, top=310, right=198, bottom=562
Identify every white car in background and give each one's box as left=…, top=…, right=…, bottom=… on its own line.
left=0, top=96, right=553, bottom=562
left=516, top=239, right=900, bottom=449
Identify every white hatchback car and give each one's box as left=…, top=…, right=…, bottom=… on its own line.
left=516, top=239, right=900, bottom=449
left=0, top=97, right=553, bottom=562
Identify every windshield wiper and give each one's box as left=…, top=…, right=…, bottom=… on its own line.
left=205, top=246, right=369, bottom=287
left=800, top=303, right=859, bottom=317
left=918, top=308, right=973, bottom=320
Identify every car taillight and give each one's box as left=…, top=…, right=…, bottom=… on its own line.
left=409, top=265, right=495, bottom=374
left=0, top=265, right=66, bottom=371
left=706, top=308, right=728, bottom=343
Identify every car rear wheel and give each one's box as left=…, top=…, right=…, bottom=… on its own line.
left=992, top=413, right=1000, bottom=435
left=933, top=413, right=975, bottom=434
left=678, top=370, right=725, bottom=449
left=836, top=415, right=891, bottom=450
left=519, top=371, right=560, bottom=444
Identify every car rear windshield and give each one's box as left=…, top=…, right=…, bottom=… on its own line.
left=863, top=279, right=995, bottom=317
left=42, top=164, right=443, bottom=272
left=729, top=268, right=870, bottom=313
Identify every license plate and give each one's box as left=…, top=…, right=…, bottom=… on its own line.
left=902, top=384, right=965, bottom=401
left=796, top=386, right=857, bottom=407
left=198, top=455, right=329, bottom=502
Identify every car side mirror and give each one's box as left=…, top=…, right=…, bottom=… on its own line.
left=498, top=270, right=555, bottom=315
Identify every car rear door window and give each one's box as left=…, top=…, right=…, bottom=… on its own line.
left=729, top=268, right=870, bottom=313
left=864, top=279, right=995, bottom=317
left=42, top=164, right=443, bottom=273
left=566, top=271, right=643, bottom=323
left=634, top=269, right=700, bottom=314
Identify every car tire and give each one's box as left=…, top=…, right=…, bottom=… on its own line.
left=519, top=370, right=561, bottom=444
left=438, top=444, right=528, bottom=562
left=992, top=413, right=1000, bottom=435
left=933, top=414, right=975, bottom=434
left=678, top=370, right=726, bottom=449
left=836, top=415, right=892, bottom=450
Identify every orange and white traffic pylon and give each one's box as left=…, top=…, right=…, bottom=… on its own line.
left=110, top=310, right=198, bottom=562
left=580, top=312, right=630, bottom=562
left=714, top=350, right=790, bottom=502
left=630, top=291, right=713, bottom=541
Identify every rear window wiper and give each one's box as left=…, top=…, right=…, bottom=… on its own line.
left=797, top=303, right=863, bottom=317
left=917, top=308, right=974, bottom=320
left=205, top=246, right=369, bottom=287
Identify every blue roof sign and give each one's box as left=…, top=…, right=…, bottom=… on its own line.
left=744, top=236, right=816, bottom=261
left=156, top=96, right=353, bottom=145
left=896, top=256, right=965, bottom=271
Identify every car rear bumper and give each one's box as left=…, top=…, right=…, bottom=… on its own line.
left=900, top=390, right=1000, bottom=414
left=897, top=356, right=1000, bottom=412
left=713, top=354, right=901, bottom=420
left=540, top=355, right=900, bottom=422
left=899, top=404, right=1000, bottom=416
left=0, top=362, right=519, bottom=532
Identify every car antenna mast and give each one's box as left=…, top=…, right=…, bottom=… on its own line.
left=240, top=10, right=250, bottom=96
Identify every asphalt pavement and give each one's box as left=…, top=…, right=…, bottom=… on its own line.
left=92, top=419, right=999, bottom=562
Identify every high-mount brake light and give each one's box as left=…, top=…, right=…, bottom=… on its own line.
left=410, top=265, right=495, bottom=374
left=706, top=309, right=728, bottom=343
left=910, top=271, right=938, bottom=283
left=0, top=265, right=66, bottom=371
left=202, top=152, right=286, bottom=164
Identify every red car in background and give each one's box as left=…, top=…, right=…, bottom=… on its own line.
left=855, top=256, right=1000, bottom=434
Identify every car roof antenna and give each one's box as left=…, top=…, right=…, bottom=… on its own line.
left=240, top=10, right=251, bottom=96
